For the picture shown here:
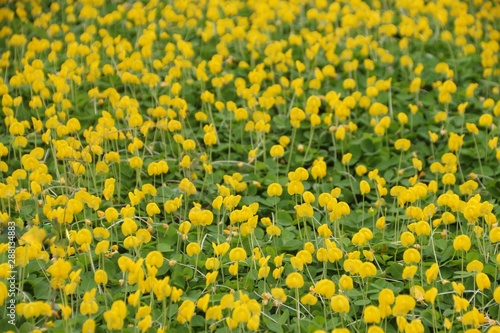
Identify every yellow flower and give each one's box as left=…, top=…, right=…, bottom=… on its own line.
left=286, top=272, right=304, bottom=289
left=145, top=202, right=160, bottom=216
left=206, top=305, right=222, bottom=321
left=359, top=180, right=370, bottom=195
left=177, top=300, right=195, bottom=324
left=466, top=122, right=479, bottom=135
left=121, top=218, right=138, bottom=236
left=367, top=325, right=384, bottom=333
left=228, top=262, right=239, bottom=276
left=9, top=121, right=25, bottom=135
left=494, top=286, right=500, bottom=303
left=206, top=271, right=218, bottom=286
left=182, top=139, right=196, bottom=151
left=211, top=242, right=229, bottom=256
left=397, top=112, right=409, bottom=125
left=301, top=293, right=318, bottom=306
left=229, top=247, right=247, bottom=261
left=378, top=288, right=394, bottom=305
left=331, top=295, right=350, bottom=313
left=266, top=225, right=281, bottom=236
left=138, top=315, right=152, bottom=333
left=147, top=161, right=169, bottom=176
left=47, top=259, right=72, bottom=279
left=104, top=300, right=126, bottom=330
left=341, top=153, right=352, bottom=164
left=392, top=295, right=416, bottom=316
left=197, top=294, right=210, bottom=312
left=287, top=180, right=304, bottom=195
left=247, top=315, right=260, bottom=331
left=448, top=132, right=464, bottom=152
left=311, top=158, right=327, bottom=179
left=270, top=145, right=284, bottom=158
left=94, top=269, right=108, bottom=285
left=452, top=281, right=465, bottom=296
left=189, top=205, right=214, bottom=227
left=145, top=251, right=164, bottom=268
left=424, top=287, right=438, bottom=304
left=369, top=103, right=389, bottom=117
left=231, top=305, right=251, bottom=324
left=428, top=131, right=439, bottom=143
left=490, top=227, right=500, bottom=242
left=402, top=265, right=418, bottom=280
left=297, top=249, right=313, bottom=264
left=356, top=165, right=368, bottom=176
left=314, top=279, right=335, bottom=298
left=479, top=114, right=493, bottom=127
left=343, top=78, right=356, bottom=90
left=375, top=216, right=386, bottom=230
left=443, top=318, right=452, bottom=330
left=339, top=275, right=353, bottom=291
left=0, top=280, right=9, bottom=305
left=453, top=295, right=469, bottom=312
left=394, top=138, right=411, bottom=152
left=171, top=287, right=183, bottom=302
left=129, top=156, right=143, bottom=169
left=462, top=307, right=486, bottom=328
left=128, top=290, right=141, bottom=307
left=75, top=229, right=92, bottom=246
left=82, top=318, right=95, bottom=333
left=475, top=273, right=490, bottom=291
left=403, top=248, right=421, bottom=264
left=466, top=260, right=484, bottom=273
left=267, top=183, right=283, bottom=197
left=317, top=224, right=332, bottom=238
left=271, top=288, right=287, bottom=303
left=179, top=178, right=197, bottom=195
left=400, top=231, right=415, bottom=247
left=364, top=305, right=381, bottom=324
left=80, top=288, right=98, bottom=315
left=186, top=242, right=201, bottom=257
left=302, top=191, right=315, bottom=204
left=335, top=126, right=346, bottom=141
left=359, top=262, right=377, bottom=278
left=425, top=263, right=439, bottom=284
left=179, top=155, right=191, bottom=168
left=295, top=203, right=314, bottom=218
left=205, top=257, right=220, bottom=270
left=164, top=195, right=183, bottom=214
left=453, top=235, right=471, bottom=251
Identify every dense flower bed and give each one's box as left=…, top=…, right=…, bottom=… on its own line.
left=1, top=0, right=500, bottom=332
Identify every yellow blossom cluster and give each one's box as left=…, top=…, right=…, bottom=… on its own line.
left=0, top=0, right=500, bottom=332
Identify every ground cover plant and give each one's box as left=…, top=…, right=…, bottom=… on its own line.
left=0, top=0, right=500, bottom=332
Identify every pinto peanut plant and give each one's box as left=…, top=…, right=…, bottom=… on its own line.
left=1, top=0, right=500, bottom=333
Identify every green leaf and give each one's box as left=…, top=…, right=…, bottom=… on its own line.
left=453, top=271, right=474, bottom=279
left=386, top=262, right=403, bottom=280
left=483, top=265, right=496, bottom=276
left=191, top=315, right=205, bottom=327
left=359, top=137, right=382, bottom=155
left=264, top=318, right=284, bottom=333
left=276, top=210, right=293, bottom=226
left=280, top=239, right=302, bottom=252
left=465, top=250, right=480, bottom=262
left=278, top=309, right=290, bottom=325
left=157, top=242, right=172, bottom=253
left=19, top=322, right=36, bottom=333
left=34, top=280, right=51, bottom=300
left=420, top=308, right=441, bottom=328
left=354, top=298, right=372, bottom=306
left=171, top=267, right=187, bottom=288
